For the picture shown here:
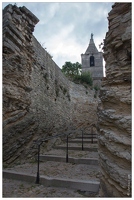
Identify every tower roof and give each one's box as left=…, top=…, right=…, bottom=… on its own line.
left=85, top=33, right=98, bottom=54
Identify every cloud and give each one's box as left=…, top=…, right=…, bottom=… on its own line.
left=36, top=2, right=114, bottom=67
left=50, top=37, right=84, bottom=64
left=37, top=3, right=60, bottom=25
left=45, top=23, right=83, bottom=66
left=2, top=2, right=114, bottom=68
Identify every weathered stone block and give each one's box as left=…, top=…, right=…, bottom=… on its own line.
left=98, top=2, right=131, bottom=197
left=3, top=4, right=13, bottom=15
left=122, top=26, right=131, bottom=41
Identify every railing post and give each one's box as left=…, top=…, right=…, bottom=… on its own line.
left=91, top=126, right=93, bottom=143
left=66, top=134, right=68, bottom=163
left=36, top=144, right=40, bottom=184
left=82, top=130, right=84, bottom=150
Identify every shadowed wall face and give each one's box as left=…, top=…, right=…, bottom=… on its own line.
left=98, top=3, right=131, bottom=197
left=3, top=4, right=98, bottom=165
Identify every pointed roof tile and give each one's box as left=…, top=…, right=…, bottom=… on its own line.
left=85, top=33, right=98, bottom=54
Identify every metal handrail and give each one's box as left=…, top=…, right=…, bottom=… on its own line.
left=81, top=128, right=97, bottom=150
left=82, top=130, right=84, bottom=150
left=35, top=125, right=97, bottom=184
left=35, top=132, right=71, bottom=184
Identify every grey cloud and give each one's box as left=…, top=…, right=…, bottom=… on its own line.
left=2, top=2, right=114, bottom=67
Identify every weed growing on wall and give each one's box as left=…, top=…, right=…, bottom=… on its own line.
left=73, top=71, right=93, bottom=86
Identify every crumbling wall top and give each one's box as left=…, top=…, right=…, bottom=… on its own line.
left=3, top=4, right=39, bottom=25
left=3, top=4, right=39, bottom=54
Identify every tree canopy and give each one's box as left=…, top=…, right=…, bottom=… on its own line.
left=61, top=61, right=82, bottom=78
left=61, top=61, right=93, bottom=86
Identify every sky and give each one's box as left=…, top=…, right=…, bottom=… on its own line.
left=2, top=1, right=115, bottom=68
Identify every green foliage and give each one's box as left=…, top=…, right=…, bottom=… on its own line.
left=61, top=62, right=93, bottom=86
left=73, top=71, right=93, bottom=86
left=80, top=71, right=93, bottom=86
left=94, top=85, right=100, bottom=91
left=61, top=61, right=82, bottom=78
left=93, top=85, right=100, bottom=99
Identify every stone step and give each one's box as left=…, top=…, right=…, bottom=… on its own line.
left=84, top=134, right=97, bottom=136
left=53, top=146, right=98, bottom=151
left=3, top=170, right=100, bottom=193
left=39, top=155, right=98, bottom=165
left=43, top=149, right=99, bottom=159
left=68, top=134, right=97, bottom=138
left=68, top=139, right=97, bottom=143
left=76, top=136, right=97, bottom=139
left=63, top=135, right=97, bottom=138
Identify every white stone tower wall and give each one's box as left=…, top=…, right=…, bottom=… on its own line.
left=81, top=52, right=103, bottom=78
left=81, top=34, right=103, bottom=81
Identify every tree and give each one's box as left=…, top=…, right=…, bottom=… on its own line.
left=61, top=61, right=93, bottom=86
left=61, top=62, right=82, bottom=79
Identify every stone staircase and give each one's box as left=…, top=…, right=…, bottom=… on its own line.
left=3, top=133, right=100, bottom=197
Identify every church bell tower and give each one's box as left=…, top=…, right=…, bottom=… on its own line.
left=81, top=33, right=103, bottom=84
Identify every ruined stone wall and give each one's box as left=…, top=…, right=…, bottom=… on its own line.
left=3, top=4, right=98, bottom=165
left=98, top=3, right=131, bottom=197
left=3, top=4, right=40, bottom=164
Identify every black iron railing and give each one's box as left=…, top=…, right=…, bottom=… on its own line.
left=35, top=132, right=71, bottom=184
left=66, top=134, right=69, bottom=163
left=81, top=130, right=97, bottom=151
left=35, top=128, right=97, bottom=184
left=82, top=129, right=84, bottom=150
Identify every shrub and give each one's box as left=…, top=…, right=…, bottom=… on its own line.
left=80, top=71, right=93, bottom=86
left=94, top=85, right=100, bottom=91
left=73, top=71, right=93, bottom=86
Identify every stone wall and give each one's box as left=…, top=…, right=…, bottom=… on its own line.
left=98, top=3, right=131, bottom=197
left=3, top=4, right=40, bottom=164
left=3, top=4, right=98, bottom=165
left=69, top=82, right=98, bottom=134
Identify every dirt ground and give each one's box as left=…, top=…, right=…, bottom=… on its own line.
left=3, top=141, right=100, bottom=197
left=3, top=178, right=100, bottom=198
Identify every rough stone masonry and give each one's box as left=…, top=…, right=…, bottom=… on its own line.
left=98, top=3, right=131, bottom=197
left=3, top=4, right=98, bottom=165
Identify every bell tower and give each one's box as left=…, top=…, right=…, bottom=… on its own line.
left=81, top=33, right=103, bottom=84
